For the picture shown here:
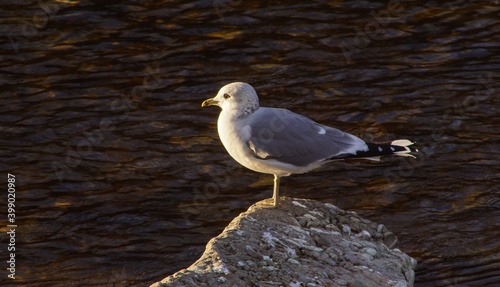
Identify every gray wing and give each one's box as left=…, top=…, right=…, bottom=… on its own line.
left=246, top=108, right=368, bottom=166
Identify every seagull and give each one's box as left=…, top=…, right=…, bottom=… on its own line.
left=202, top=82, right=417, bottom=207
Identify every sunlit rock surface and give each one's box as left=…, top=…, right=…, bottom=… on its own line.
left=151, top=197, right=416, bottom=287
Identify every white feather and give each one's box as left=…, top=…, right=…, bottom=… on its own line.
left=391, top=139, right=417, bottom=159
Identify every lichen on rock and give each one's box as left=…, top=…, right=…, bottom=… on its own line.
left=150, top=197, right=416, bottom=287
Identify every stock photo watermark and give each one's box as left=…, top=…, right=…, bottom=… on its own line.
left=51, top=58, right=170, bottom=182
left=106, top=267, right=129, bottom=287
left=6, top=0, right=70, bottom=54
left=6, top=173, right=17, bottom=280
left=384, top=72, right=497, bottom=184
left=178, top=161, right=239, bottom=226
left=212, top=0, right=242, bottom=21
left=339, top=0, right=404, bottom=64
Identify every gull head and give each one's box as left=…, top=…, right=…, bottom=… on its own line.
left=202, top=82, right=260, bottom=117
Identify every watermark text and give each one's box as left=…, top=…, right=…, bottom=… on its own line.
left=7, top=173, right=17, bottom=280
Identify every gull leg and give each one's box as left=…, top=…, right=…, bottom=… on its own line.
left=273, top=175, right=280, bottom=207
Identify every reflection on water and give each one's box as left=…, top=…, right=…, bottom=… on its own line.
left=1, top=0, right=499, bottom=286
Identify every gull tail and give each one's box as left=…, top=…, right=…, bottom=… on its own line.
left=388, top=139, right=419, bottom=158
left=330, top=139, right=418, bottom=161
left=357, top=139, right=418, bottom=161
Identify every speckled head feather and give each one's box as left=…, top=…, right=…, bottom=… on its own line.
left=214, top=82, right=260, bottom=118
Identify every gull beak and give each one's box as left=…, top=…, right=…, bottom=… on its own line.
left=202, top=97, right=218, bottom=107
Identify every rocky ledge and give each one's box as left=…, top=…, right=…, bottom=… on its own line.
left=150, top=197, right=416, bottom=287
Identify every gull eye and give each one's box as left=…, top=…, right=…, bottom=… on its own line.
left=223, top=93, right=231, bottom=99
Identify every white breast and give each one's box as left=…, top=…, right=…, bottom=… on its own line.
left=217, top=112, right=252, bottom=168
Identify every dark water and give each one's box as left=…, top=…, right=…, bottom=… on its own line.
left=1, top=0, right=499, bottom=286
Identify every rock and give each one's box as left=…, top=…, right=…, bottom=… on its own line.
left=150, top=197, right=416, bottom=287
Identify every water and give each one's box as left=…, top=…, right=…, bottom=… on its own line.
left=1, top=0, right=499, bottom=286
